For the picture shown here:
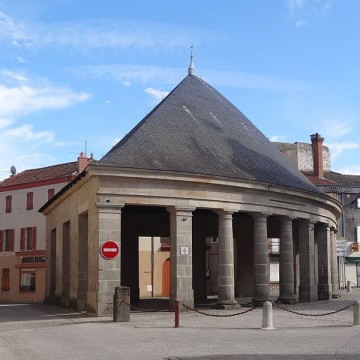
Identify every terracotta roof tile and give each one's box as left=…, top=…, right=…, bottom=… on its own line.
left=303, top=172, right=338, bottom=185
left=0, top=162, right=78, bottom=189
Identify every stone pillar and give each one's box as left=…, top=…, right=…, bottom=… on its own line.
left=216, top=210, right=238, bottom=308
left=278, top=217, right=296, bottom=304
left=252, top=213, right=270, bottom=304
left=96, top=203, right=123, bottom=316
left=298, top=219, right=317, bottom=302
left=317, top=223, right=332, bottom=300
left=169, top=207, right=194, bottom=309
left=330, top=228, right=340, bottom=297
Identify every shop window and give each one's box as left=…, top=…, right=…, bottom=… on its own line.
left=20, top=269, right=35, bottom=292
left=0, top=229, right=14, bottom=252
left=2, top=268, right=9, bottom=291
left=26, top=192, right=33, bottom=210
left=5, top=195, right=12, bottom=213
left=20, top=227, right=37, bottom=251
left=48, top=188, right=55, bottom=200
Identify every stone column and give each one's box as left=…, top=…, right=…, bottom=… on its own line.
left=216, top=210, right=238, bottom=308
left=96, top=203, right=123, bottom=316
left=298, top=219, right=317, bottom=302
left=278, top=217, right=296, bottom=304
left=317, top=223, right=332, bottom=300
left=169, top=207, right=195, bottom=310
left=252, top=213, right=270, bottom=304
left=330, top=228, right=340, bottom=297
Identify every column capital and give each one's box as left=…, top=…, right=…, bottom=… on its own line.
left=250, top=212, right=269, bottom=220
left=166, top=206, right=195, bottom=215
left=277, top=215, right=296, bottom=222
left=96, top=202, right=124, bottom=214
left=215, top=209, right=237, bottom=216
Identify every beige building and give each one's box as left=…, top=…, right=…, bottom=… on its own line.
left=0, top=154, right=91, bottom=303
left=40, top=64, right=342, bottom=316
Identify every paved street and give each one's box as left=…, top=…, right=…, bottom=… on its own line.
left=1, top=289, right=360, bottom=359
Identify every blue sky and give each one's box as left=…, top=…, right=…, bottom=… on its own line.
left=0, top=0, right=359, bottom=180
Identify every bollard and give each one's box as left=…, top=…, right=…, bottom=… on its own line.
left=175, top=300, right=180, bottom=328
left=113, top=286, right=130, bottom=322
left=353, top=300, right=360, bottom=326
left=262, top=301, right=274, bottom=330
left=347, top=281, right=352, bottom=292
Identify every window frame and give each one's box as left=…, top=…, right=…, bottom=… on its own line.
left=19, top=269, right=36, bottom=292
left=2, top=268, right=10, bottom=291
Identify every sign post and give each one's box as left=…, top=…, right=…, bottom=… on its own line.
left=100, top=240, right=119, bottom=260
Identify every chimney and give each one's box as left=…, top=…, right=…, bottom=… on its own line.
left=310, top=133, right=324, bottom=178
left=78, top=152, right=89, bottom=173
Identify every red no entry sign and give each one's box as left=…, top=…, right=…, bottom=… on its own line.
left=100, top=240, right=119, bottom=260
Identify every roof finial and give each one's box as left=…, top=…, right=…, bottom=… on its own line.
left=188, top=45, right=195, bottom=76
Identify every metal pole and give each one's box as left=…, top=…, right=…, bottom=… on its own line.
left=151, top=237, right=154, bottom=298
left=175, top=301, right=180, bottom=328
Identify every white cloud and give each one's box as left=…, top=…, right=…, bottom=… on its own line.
left=4, top=124, right=53, bottom=142
left=71, top=63, right=307, bottom=92
left=0, top=12, right=215, bottom=51
left=0, top=69, right=91, bottom=180
left=287, top=0, right=333, bottom=27
left=318, top=118, right=355, bottom=140
left=326, top=141, right=359, bottom=161
left=0, top=69, right=90, bottom=120
left=144, top=88, right=169, bottom=103
left=269, top=135, right=288, bottom=142
left=337, top=165, right=360, bottom=176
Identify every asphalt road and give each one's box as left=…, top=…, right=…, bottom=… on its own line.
left=1, top=290, right=360, bottom=359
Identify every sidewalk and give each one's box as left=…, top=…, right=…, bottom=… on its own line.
left=1, top=289, right=360, bottom=359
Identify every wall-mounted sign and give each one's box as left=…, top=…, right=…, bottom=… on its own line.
left=21, top=256, right=46, bottom=264
left=180, top=246, right=189, bottom=255
left=101, top=240, right=119, bottom=260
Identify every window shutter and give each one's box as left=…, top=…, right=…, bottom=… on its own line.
left=9, top=229, right=14, bottom=252
left=26, top=192, right=34, bottom=210
left=32, top=227, right=37, bottom=250
left=20, top=228, right=25, bottom=251
left=0, top=230, right=3, bottom=252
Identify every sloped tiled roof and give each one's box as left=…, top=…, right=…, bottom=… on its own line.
left=95, top=74, right=320, bottom=194
left=0, top=162, right=78, bottom=190
left=303, top=172, right=338, bottom=186
left=324, top=171, right=360, bottom=187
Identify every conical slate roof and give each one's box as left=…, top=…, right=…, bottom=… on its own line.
left=96, top=74, right=319, bottom=193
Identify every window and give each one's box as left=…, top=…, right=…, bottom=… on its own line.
left=5, top=195, right=12, bottom=213
left=20, top=269, right=35, bottom=292
left=0, top=229, right=14, bottom=252
left=48, top=188, right=55, bottom=200
left=26, top=192, right=33, bottom=210
left=2, top=268, right=9, bottom=291
left=268, top=238, right=280, bottom=255
left=20, top=227, right=37, bottom=251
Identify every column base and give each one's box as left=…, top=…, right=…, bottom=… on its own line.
left=299, top=284, right=317, bottom=303
left=317, top=284, right=332, bottom=300
left=277, top=296, right=297, bottom=305
left=214, top=301, right=241, bottom=310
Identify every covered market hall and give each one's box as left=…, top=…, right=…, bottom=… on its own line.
left=40, top=64, right=341, bottom=315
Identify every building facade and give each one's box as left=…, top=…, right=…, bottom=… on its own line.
left=275, top=134, right=360, bottom=288
left=0, top=154, right=91, bottom=303
left=40, top=68, right=341, bottom=316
